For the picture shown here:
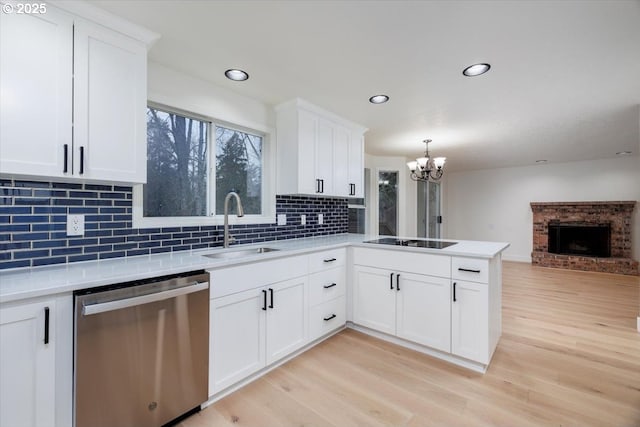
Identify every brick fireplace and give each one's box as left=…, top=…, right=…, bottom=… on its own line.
left=531, top=201, right=638, bottom=276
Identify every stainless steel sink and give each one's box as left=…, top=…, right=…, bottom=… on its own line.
left=202, top=247, right=280, bottom=260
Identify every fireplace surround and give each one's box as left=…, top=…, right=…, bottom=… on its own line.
left=531, top=201, right=638, bottom=276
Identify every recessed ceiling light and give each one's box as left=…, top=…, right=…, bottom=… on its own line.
left=369, top=95, right=389, bottom=104
left=616, top=151, right=632, bottom=156
left=462, top=63, right=491, bottom=77
left=225, top=69, right=249, bottom=81
left=535, top=159, right=548, bottom=163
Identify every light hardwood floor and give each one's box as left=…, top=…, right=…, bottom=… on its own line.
left=180, top=262, right=640, bottom=427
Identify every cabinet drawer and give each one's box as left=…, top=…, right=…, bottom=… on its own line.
left=452, top=257, right=489, bottom=283
left=309, top=296, right=346, bottom=341
left=308, top=248, right=346, bottom=273
left=353, top=247, right=450, bottom=278
left=209, top=255, right=308, bottom=299
left=309, top=267, right=345, bottom=305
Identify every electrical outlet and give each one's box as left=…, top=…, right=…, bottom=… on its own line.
left=66, top=214, right=85, bottom=236
left=300, top=214, right=306, bottom=226
left=318, top=213, right=324, bottom=225
left=277, top=214, right=287, bottom=226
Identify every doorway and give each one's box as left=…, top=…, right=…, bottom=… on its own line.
left=417, top=180, right=441, bottom=238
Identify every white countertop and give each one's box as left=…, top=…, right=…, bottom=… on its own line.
left=0, top=234, right=509, bottom=303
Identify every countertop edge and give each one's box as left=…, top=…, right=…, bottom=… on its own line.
left=0, top=235, right=510, bottom=303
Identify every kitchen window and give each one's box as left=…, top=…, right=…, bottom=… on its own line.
left=133, top=105, right=274, bottom=227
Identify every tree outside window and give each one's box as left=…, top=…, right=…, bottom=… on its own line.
left=144, top=106, right=264, bottom=218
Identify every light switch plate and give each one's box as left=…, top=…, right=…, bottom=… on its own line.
left=277, top=214, right=287, bottom=226
left=318, top=213, right=324, bottom=225
left=67, top=214, right=85, bottom=236
left=300, top=214, right=306, bottom=225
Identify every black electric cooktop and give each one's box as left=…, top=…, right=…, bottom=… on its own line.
left=364, top=238, right=457, bottom=249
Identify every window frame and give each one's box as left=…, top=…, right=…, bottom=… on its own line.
left=132, top=103, right=276, bottom=228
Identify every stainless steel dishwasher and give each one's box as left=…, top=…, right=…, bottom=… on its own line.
left=74, top=270, right=210, bottom=427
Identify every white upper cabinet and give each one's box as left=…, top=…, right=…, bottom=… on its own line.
left=73, top=19, right=147, bottom=183
left=0, top=2, right=157, bottom=184
left=0, top=7, right=73, bottom=177
left=276, top=99, right=367, bottom=198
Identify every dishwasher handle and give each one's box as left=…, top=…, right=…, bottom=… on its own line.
left=82, top=281, right=209, bottom=316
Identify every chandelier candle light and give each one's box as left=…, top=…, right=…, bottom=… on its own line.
left=407, top=139, right=446, bottom=182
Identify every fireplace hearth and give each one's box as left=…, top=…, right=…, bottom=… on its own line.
left=531, top=201, right=638, bottom=276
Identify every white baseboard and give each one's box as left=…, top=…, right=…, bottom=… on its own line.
left=502, top=254, right=531, bottom=263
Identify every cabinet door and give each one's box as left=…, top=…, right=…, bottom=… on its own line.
left=348, top=133, right=364, bottom=197
left=315, top=118, right=334, bottom=195
left=352, top=266, right=396, bottom=335
left=451, top=281, right=489, bottom=364
left=396, top=273, right=451, bottom=352
left=209, top=289, right=265, bottom=395
left=0, top=6, right=73, bottom=178
left=0, top=300, right=56, bottom=427
left=73, top=19, right=147, bottom=183
left=332, top=125, right=350, bottom=197
left=265, top=277, right=308, bottom=364
left=297, top=110, right=318, bottom=195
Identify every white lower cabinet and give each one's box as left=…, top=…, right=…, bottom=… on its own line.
left=0, top=299, right=56, bottom=427
left=353, top=265, right=451, bottom=352
left=451, top=280, right=489, bottom=364
left=396, top=272, right=451, bottom=353
left=0, top=294, right=73, bottom=427
left=209, top=276, right=308, bottom=395
left=309, top=296, right=346, bottom=341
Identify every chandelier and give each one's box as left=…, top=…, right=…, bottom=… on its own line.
left=406, top=139, right=446, bottom=182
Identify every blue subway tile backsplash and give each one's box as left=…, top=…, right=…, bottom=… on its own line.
left=0, top=179, right=348, bottom=270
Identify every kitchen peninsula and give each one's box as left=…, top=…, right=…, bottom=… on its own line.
left=0, top=233, right=508, bottom=424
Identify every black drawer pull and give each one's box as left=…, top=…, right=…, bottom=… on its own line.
left=44, top=307, right=50, bottom=344
left=79, top=146, right=85, bottom=175
left=458, top=268, right=481, bottom=273
left=323, top=258, right=337, bottom=263
left=323, top=314, right=336, bottom=321
left=323, top=283, right=337, bottom=289
left=262, top=290, right=267, bottom=310
left=63, top=144, right=68, bottom=173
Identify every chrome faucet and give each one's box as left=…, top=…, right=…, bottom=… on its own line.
left=223, top=191, right=244, bottom=248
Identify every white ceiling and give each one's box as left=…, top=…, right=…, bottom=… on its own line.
left=89, top=0, right=640, bottom=172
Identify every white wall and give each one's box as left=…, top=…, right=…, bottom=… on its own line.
left=444, top=156, right=640, bottom=262
left=364, top=154, right=417, bottom=237
left=147, top=62, right=274, bottom=133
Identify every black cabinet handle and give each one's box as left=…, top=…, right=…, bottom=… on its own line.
left=323, top=258, right=337, bottom=263
left=323, top=314, right=336, bottom=321
left=316, top=179, right=321, bottom=193
left=323, top=283, right=337, bottom=289
left=396, top=274, right=401, bottom=291
left=63, top=144, right=68, bottom=173
left=458, top=268, right=481, bottom=273
left=320, top=179, right=324, bottom=193
left=268, top=288, right=274, bottom=309
left=262, top=290, right=267, bottom=310
left=79, top=146, right=85, bottom=175
left=352, top=184, right=356, bottom=195
left=453, top=282, right=457, bottom=302
left=390, top=272, right=394, bottom=290
left=44, top=307, right=50, bottom=344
